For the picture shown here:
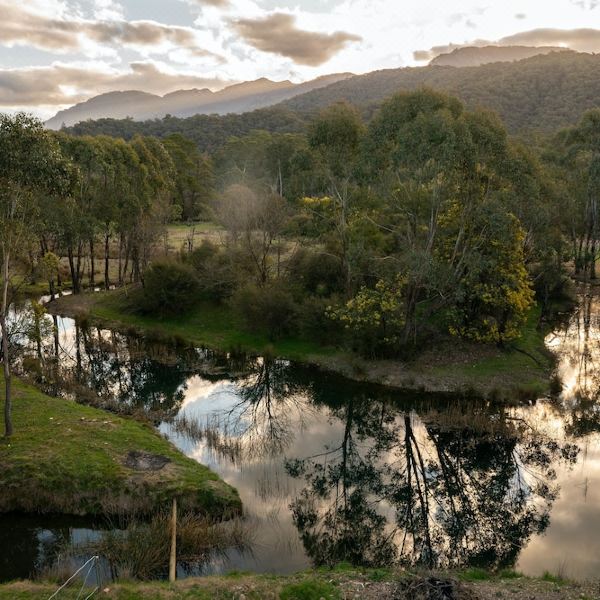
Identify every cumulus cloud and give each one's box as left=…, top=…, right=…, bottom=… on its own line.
left=0, top=61, right=231, bottom=107
left=414, top=27, right=600, bottom=62
left=231, top=12, right=361, bottom=66
left=0, top=1, right=221, bottom=58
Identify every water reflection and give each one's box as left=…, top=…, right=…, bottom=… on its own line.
left=5, top=288, right=600, bottom=580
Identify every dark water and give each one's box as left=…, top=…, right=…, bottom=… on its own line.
left=3, top=289, right=600, bottom=582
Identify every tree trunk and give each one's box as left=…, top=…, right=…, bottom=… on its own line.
left=402, top=282, right=419, bottom=346
left=67, top=246, right=80, bottom=294
left=169, top=497, right=177, bottom=582
left=118, top=234, right=123, bottom=286
left=76, top=241, right=83, bottom=291
left=89, top=239, right=95, bottom=287
left=104, top=232, right=111, bottom=290
left=1, top=251, right=12, bottom=437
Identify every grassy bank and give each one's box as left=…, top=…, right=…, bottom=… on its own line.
left=0, top=568, right=597, bottom=600
left=0, top=373, right=240, bottom=516
left=48, top=289, right=559, bottom=399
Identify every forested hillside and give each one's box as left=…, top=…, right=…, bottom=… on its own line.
left=62, top=51, right=600, bottom=151
left=64, top=106, right=307, bottom=154
left=283, top=51, right=600, bottom=132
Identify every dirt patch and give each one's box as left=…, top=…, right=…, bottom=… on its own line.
left=123, top=451, right=171, bottom=471
left=46, top=292, right=99, bottom=317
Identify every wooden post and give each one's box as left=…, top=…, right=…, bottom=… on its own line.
left=169, top=497, right=177, bottom=583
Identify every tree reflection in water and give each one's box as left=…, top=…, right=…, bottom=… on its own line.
left=23, top=319, right=219, bottom=418
left=12, top=308, right=587, bottom=575
left=285, top=398, right=578, bottom=570
left=193, top=357, right=318, bottom=460
left=547, top=288, right=600, bottom=437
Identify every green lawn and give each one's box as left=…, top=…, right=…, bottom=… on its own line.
left=0, top=373, right=240, bottom=516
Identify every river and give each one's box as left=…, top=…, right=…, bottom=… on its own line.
left=2, top=288, right=600, bottom=582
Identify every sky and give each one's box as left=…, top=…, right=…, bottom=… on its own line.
left=2, top=0, right=600, bottom=119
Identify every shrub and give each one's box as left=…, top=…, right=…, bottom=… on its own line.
left=233, top=282, right=299, bottom=339
left=288, top=248, right=345, bottom=296
left=297, top=295, right=343, bottom=346
left=138, top=260, right=199, bottom=317
left=279, top=580, right=341, bottom=600
left=185, top=241, right=249, bottom=302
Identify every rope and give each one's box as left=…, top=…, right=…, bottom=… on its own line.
left=47, top=555, right=100, bottom=600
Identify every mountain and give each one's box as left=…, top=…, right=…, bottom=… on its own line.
left=62, top=51, right=600, bottom=152
left=429, top=45, right=569, bottom=67
left=45, top=74, right=352, bottom=129
left=282, top=50, right=600, bottom=133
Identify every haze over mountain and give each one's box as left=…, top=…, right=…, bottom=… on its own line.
left=429, top=45, right=569, bottom=67
left=45, top=74, right=352, bottom=130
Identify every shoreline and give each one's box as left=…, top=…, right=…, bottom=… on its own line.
left=46, top=288, right=560, bottom=400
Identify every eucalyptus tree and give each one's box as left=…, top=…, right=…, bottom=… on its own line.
left=0, top=113, right=73, bottom=437
left=307, top=102, right=365, bottom=293
left=560, top=109, right=600, bottom=279
left=363, top=90, right=534, bottom=346
left=54, top=134, right=103, bottom=292
left=162, top=133, right=215, bottom=221
left=129, top=135, right=176, bottom=281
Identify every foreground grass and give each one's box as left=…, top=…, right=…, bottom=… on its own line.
left=49, top=290, right=558, bottom=399
left=0, top=374, right=240, bottom=516
left=0, top=568, right=597, bottom=600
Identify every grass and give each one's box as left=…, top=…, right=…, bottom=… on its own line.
left=0, top=373, right=240, bottom=517
left=81, top=289, right=336, bottom=362
left=541, top=570, right=568, bottom=585
left=428, top=304, right=555, bottom=398
left=0, top=568, right=592, bottom=600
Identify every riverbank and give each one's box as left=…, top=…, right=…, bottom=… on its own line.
left=48, top=289, right=559, bottom=400
left=0, top=373, right=240, bottom=516
left=0, top=568, right=597, bottom=599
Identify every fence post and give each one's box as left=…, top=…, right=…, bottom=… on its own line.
left=169, top=497, right=177, bottom=583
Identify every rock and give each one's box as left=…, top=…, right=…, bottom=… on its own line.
left=123, top=450, right=171, bottom=471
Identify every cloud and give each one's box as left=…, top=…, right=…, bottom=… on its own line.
left=0, top=61, right=232, bottom=107
left=231, top=12, right=361, bottom=66
left=414, top=27, right=600, bottom=62
left=500, top=28, right=600, bottom=51
left=0, top=1, right=222, bottom=59
left=186, top=0, right=230, bottom=7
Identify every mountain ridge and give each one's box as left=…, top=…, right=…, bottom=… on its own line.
left=45, top=73, right=353, bottom=129
left=429, top=45, right=570, bottom=67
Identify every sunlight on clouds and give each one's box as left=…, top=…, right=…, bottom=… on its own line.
left=2, top=0, right=600, bottom=115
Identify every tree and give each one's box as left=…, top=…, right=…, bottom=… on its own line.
left=0, top=113, right=72, bottom=437
left=361, top=90, right=535, bottom=346
left=217, top=184, right=289, bottom=285
left=163, top=134, right=214, bottom=221
left=445, top=205, right=534, bottom=344
left=560, top=109, right=600, bottom=279
left=308, top=102, right=365, bottom=293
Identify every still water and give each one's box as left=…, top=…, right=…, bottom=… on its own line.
left=3, top=288, right=600, bottom=582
